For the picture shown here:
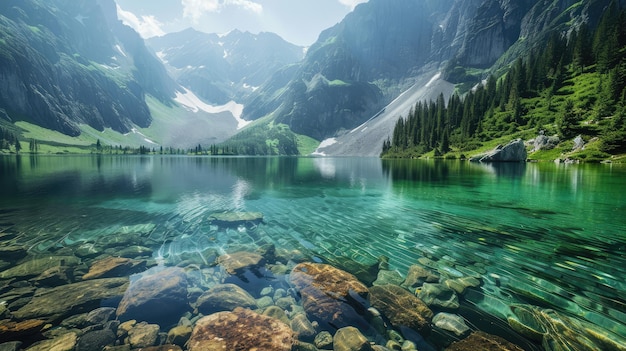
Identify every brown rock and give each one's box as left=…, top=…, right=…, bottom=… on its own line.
left=445, top=331, right=524, bottom=351
left=14, top=278, right=129, bottom=322
left=0, top=319, right=45, bottom=341
left=195, top=283, right=257, bottom=315
left=135, top=346, right=183, bottom=351
left=24, top=331, right=77, bottom=351
left=402, top=264, right=439, bottom=290
left=188, top=307, right=294, bottom=351
left=166, top=325, right=192, bottom=347
left=82, top=257, right=146, bottom=280
left=369, top=284, right=433, bottom=334
left=217, top=251, right=265, bottom=275
left=290, top=262, right=369, bottom=330
left=333, top=327, right=374, bottom=351
left=116, top=268, right=189, bottom=325
left=128, top=322, right=160, bottom=348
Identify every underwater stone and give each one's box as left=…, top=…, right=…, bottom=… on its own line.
left=443, top=277, right=481, bottom=295
left=256, top=296, right=274, bottom=309
left=433, top=312, right=471, bottom=337
left=166, top=325, right=192, bottom=347
left=263, top=306, right=290, bottom=325
left=0, top=319, right=45, bottom=342
left=444, top=331, right=524, bottom=351
left=333, top=327, right=374, bottom=351
left=23, top=331, right=77, bottom=351
left=0, top=256, right=80, bottom=280
left=15, top=278, right=128, bottom=322
left=369, top=285, right=433, bottom=334
left=373, top=270, right=404, bottom=286
left=0, top=341, right=22, bottom=351
left=195, top=283, right=257, bottom=314
left=314, top=331, right=333, bottom=349
left=290, top=263, right=369, bottom=330
left=30, top=266, right=73, bottom=287
left=321, top=256, right=380, bottom=286
left=417, top=283, right=460, bottom=309
left=128, top=322, right=160, bottom=349
left=402, top=265, right=439, bottom=291
left=208, top=212, right=263, bottom=227
left=188, top=307, right=294, bottom=351
left=75, top=329, right=116, bottom=351
left=116, top=268, right=189, bottom=325
left=82, top=257, right=146, bottom=280
left=217, top=251, right=265, bottom=275
left=290, top=313, right=317, bottom=340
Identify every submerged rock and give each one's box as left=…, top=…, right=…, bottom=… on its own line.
left=23, top=331, right=77, bottom=351
left=75, top=329, right=116, bottom=351
left=208, top=212, right=263, bottom=227
left=369, top=285, right=433, bottom=334
left=195, top=283, right=257, bottom=315
left=217, top=251, right=265, bottom=275
left=82, top=257, right=146, bottom=280
left=433, top=312, right=471, bottom=337
left=333, top=327, right=374, bottom=351
left=116, top=268, right=189, bottom=325
left=0, top=256, right=80, bottom=280
left=444, top=331, right=524, bottom=351
left=128, top=322, right=160, bottom=349
left=402, top=265, right=440, bottom=291
left=290, top=262, right=369, bottom=330
left=417, top=283, right=460, bottom=309
left=0, top=319, right=46, bottom=342
left=187, top=307, right=294, bottom=351
left=15, top=278, right=128, bottom=322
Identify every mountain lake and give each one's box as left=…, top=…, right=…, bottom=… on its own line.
left=0, top=155, right=624, bottom=351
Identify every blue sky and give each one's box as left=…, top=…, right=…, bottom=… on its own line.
left=115, top=0, right=368, bottom=46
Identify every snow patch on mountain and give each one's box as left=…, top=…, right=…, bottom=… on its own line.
left=175, top=88, right=251, bottom=129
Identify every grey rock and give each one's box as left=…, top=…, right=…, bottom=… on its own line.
left=0, top=341, right=22, bottom=351
left=0, top=256, right=80, bottom=280
left=75, top=329, right=116, bottom=351
left=417, top=283, right=459, bottom=309
left=573, top=135, right=585, bottom=151
left=128, top=322, right=160, bottom=349
left=195, top=283, right=257, bottom=315
left=23, top=332, right=77, bottom=351
left=433, top=312, right=470, bottom=336
left=472, top=139, right=527, bottom=162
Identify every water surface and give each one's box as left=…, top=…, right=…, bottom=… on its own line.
left=0, top=155, right=624, bottom=350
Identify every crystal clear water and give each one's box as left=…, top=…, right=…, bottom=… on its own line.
left=1, top=155, right=625, bottom=350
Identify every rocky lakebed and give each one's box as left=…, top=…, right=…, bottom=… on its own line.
left=0, top=212, right=624, bottom=351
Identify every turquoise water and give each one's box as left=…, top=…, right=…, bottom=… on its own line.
left=0, top=155, right=625, bottom=350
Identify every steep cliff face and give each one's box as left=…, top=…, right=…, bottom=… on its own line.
left=0, top=0, right=174, bottom=136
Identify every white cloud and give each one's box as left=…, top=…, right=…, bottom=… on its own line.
left=116, top=4, right=165, bottom=38
left=338, top=0, right=368, bottom=10
left=182, top=0, right=263, bottom=23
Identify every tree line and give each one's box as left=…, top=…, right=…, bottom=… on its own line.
left=383, top=0, right=626, bottom=158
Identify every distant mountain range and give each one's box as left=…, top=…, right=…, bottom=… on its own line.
left=0, top=0, right=623, bottom=156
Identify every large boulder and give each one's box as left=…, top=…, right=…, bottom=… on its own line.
left=369, top=285, right=433, bottom=334
left=194, top=283, right=257, bottom=315
left=471, top=139, right=527, bottom=162
left=290, top=263, right=369, bottom=330
left=116, top=268, right=189, bottom=325
left=14, top=278, right=128, bottom=322
left=187, top=307, right=294, bottom=351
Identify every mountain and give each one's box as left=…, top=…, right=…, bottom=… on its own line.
left=0, top=0, right=175, bottom=136
left=147, top=28, right=305, bottom=106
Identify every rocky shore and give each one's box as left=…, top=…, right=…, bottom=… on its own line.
left=0, top=215, right=624, bottom=351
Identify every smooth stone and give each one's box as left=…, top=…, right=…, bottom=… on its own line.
left=256, top=296, right=274, bottom=309
left=136, top=346, right=183, bottom=351
left=14, top=278, right=128, bottom=322
left=116, top=320, right=136, bottom=339
left=0, top=319, right=46, bottom=341
left=322, top=256, right=380, bottom=286
left=275, top=296, right=297, bottom=311
left=314, top=331, right=333, bottom=349
left=195, top=283, right=257, bottom=315
left=24, top=332, right=77, bottom=351
left=75, top=329, right=116, bottom=351
left=0, top=256, right=80, bottom=279
left=293, top=341, right=319, bottom=351
left=401, top=340, right=417, bottom=351
left=291, top=313, right=317, bottom=340
left=30, top=266, right=73, bottom=287
left=128, top=322, right=160, bottom=348
left=188, top=307, right=293, bottom=351
left=82, top=257, right=146, bottom=280
left=333, top=326, right=374, bottom=351
left=116, top=267, right=189, bottom=325
left=443, top=277, right=481, bottom=294
left=262, top=306, right=290, bottom=325
left=444, top=331, right=524, bottom=351
left=217, top=251, right=265, bottom=275
left=402, top=265, right=439, bottom=291
left=369, top=285, right=433, bottom=334
left=166, top=325, right=192, bottom=347
left=103, top=345, right=131, bottom=351
left=290, top=262, right=369, bottom=329
left=116, top=245, right=153, bottom=258
left=0, top=341, right=22, bottom=351
left=417, top=283, right=460, bottom=309
left=373, top=270, right=404, bottom=286
left=433, top=312, right=470, bottom=337
left=260, top=286, right=274, bottom=296
left=208, top=212, right=263, bottom=226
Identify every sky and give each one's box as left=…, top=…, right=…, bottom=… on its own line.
left=115, top=0, right=369, bottom=46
